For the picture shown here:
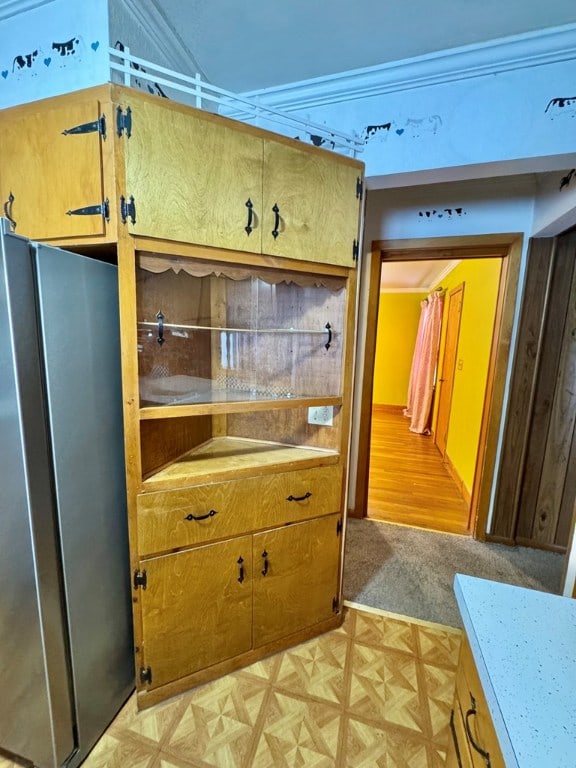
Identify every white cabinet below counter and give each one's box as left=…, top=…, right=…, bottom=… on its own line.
left=452, top=574, right=576, bottom=768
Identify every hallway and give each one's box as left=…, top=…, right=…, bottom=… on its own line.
left=367, top=407, right=470, bottom=535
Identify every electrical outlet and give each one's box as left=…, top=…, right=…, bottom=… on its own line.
left=308, top=405, right=333, bottom=426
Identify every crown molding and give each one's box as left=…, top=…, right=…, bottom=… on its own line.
left=241, top=24, right=576, bottom=111
left=0, top=0, right=56, bottom=20
left=118, top=0, right=207, bottom=79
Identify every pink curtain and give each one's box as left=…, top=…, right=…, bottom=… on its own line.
left=403, top=291, right=444, bottom=434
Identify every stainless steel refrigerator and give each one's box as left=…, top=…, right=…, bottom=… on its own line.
left=0, top=220, right=134, bottom=767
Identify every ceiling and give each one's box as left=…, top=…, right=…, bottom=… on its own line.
left=380, top=260, right=458, bottom=292
left=155, top=0, right=576, bottom=92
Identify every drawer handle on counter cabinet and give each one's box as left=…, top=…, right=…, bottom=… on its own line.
left=184, top=509, right=218, bottom=521
left=465, top=695, right=492, bottom=767
left=287, top=492, right=312, bottom=502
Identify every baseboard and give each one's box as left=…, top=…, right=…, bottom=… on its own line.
left=514, top=537, right=567, bottom=554
left=372, top=403, right=405, bottom=414
left=443, top=453, right=471, bottom=507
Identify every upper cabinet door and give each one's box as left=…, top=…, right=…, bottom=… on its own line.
left=123, top=99, right=263, bottom=252
left=0, top=101, right=109, bottom=241
left=262, top=141, right=362, bottom=267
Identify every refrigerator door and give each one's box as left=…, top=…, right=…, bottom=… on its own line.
left=0, top=227, right=75, bottom=766
left=34, top=243, right=133, bottom=766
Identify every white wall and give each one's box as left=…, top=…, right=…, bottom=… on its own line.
left=242, top=27, right=576, bottom=189
left=0, top=0, right=109, bottom=108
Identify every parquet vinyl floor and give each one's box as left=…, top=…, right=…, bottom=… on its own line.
left=0, top=606, right=461, bottom=768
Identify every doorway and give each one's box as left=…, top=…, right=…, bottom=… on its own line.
left=351, top=236, right=523, bottom=541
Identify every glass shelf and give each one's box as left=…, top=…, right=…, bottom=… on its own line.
left=136, top=255, right=346, bottom=409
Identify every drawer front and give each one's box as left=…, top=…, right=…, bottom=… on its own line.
left=137, top=465, right=343, bottom=556
left=456, top=638, right=506, bottom=768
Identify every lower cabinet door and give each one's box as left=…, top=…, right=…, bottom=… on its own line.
left=140, top=536, right=252, bottom=689
left=253, top=514, right=341, bottom=647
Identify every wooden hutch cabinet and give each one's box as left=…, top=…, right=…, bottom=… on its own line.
left=0, top=83, right=364, bottom=707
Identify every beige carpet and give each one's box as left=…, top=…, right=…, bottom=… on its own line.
left=65, top=606, right=461, bottom=767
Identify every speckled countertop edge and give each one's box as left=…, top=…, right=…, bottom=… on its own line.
left=454, top=574, right=576, bottom=768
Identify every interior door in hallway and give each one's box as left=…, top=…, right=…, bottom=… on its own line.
left=435, top=283, right=464, bottom=457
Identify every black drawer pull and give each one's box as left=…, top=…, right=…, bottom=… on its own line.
left=184, top=509, right=218, bottom=521
left=237, top=556, right=244, bottom=583
left=261, top=550, right=269, bottom=576
left=287, top=491, right=312, bottom=502
left=3, top=192, right=16, bottom=231
left=272, top=203, right=280, bottom=239
left=245, top=198, right=254, bottom=235
left=465, top=695, right=492, bottom=767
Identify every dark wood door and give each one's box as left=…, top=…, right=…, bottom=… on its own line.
left=491, top=230, right=576, bottom=551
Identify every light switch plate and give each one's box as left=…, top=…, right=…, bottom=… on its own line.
left=308, top=405, right=333, bottom=426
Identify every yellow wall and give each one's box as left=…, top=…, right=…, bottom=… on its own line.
left=433, top=258, right=502, bottom=494
left=372, top=292, right=424, bottom=406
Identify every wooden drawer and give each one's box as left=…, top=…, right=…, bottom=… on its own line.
left=137, top=465, right=343, bottom=556
left=455, top=637, right=505, bottom=768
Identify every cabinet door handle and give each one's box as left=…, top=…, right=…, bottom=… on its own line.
left=245, top=198, right=254, bottom=235
left=184, top=509, right=218, bottom=522
left=272, top=203, right=280, bottom=239
left=261, top=550, right=269, bottom=576
left=465, top=696, right=492, bottom=767
left=3, top=192, right=16, bottom=231
left=287, top=491, right=312, bottom=502
left=156, top=311, right=165, bottom=345
left=237, top=556, right=245, bottom=583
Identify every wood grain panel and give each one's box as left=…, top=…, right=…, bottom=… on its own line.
left=125, top=97, right=263, bottom=252
left=140, top=415, right=212, bottom=480
left=262, top=140, right=361, bottom=266
left=532, top=235, right=576, bottom=546
left=0, top=100, right=107, bottom=239
left=490, top=238, right=555, bottom=540
left=227, top=407, right=342, bottom=451
left=140, top=537, right=253, bottom=689
left=141, top=436, right=339, bottom=490
left=253, top=515, right=341, bottom=647
left=516, top=240, right=575, bottom=541
left=137, top=465, right=343, bottom=555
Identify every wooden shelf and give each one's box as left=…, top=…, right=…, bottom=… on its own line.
left=139, top=396, right=342, bottom=419
left=141, top=437, right=339, bottom=489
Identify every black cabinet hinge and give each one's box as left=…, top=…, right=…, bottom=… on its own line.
left=140, top=666, right=152, bottom=685
left=352, top=239, right=359, bottom=261
left=332, top=595, right=340, bottom=613
left=120, top=195, right=136, bottom=224
left=356, top=176, right=363, bottom=200
left=336, top=518, right=343, bottom=537
left=62, top=114, right=106, bottom=139
left=66, top=198, right=110, bottom=221
left=133, top=569, right=147, bottom=590
left=116, top=106, right=132, bottom=137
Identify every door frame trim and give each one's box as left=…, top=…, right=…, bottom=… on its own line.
left=351, top=235, right=522, bottom=539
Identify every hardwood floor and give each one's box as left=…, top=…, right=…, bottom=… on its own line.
left=368, top=408, right=470, bottom=535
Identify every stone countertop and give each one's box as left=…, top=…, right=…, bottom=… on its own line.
left=454, top=574, right=576, bottom=768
